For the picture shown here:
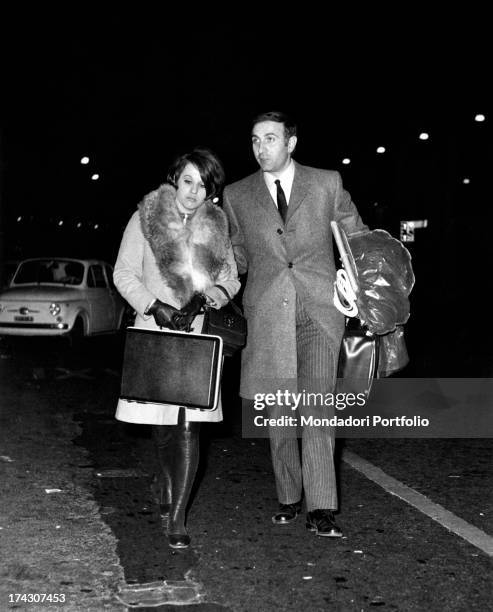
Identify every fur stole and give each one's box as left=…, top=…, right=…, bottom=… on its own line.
left=139, top=183, right=231, bottom=305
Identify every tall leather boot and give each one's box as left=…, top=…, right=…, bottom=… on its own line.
left=151, top=425, right=173, bottom=522
left=167, top=411, right=200, bottom=549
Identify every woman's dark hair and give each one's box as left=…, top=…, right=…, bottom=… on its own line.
left=166, top=147, right=225, bottom=200
left=251, top=111, right=297, bottom=140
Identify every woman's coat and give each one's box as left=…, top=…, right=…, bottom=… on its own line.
left=114, top=183, right=240, bottom=424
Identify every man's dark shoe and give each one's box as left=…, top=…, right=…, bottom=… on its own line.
left=306, top=509, right=343, bottom=537
left=272, top=501, right=302, bottom=525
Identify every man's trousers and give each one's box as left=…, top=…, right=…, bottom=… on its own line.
left=268, top=296, right=338, bottom=511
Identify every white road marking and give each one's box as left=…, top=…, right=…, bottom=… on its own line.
left=115, top=571, right=204, bottom=607
left=115, top=580, right=204, bottom=607
left=343, top=450, right=493, bottom=557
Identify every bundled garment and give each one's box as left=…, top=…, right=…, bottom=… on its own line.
left=348, top=229, right=415, bottom=336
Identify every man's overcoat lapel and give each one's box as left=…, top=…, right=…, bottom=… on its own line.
left=252, top=161, right=310, bottom=226
left=286, top=162, right=309, bottom=223
left=253, top=172, right=283, bottom=224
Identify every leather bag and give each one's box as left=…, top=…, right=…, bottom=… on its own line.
left=377, top=325, right=409, bottom=377
left=120, top=327, right=223, bottom=410
left=202, top=286, right=247, bottom=357
left=336, top=318, right=379, bottom=398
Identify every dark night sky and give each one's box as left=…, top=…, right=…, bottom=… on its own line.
left=0, top=12, right=491, bottom=374
left=1, top=12, right=490, bottom=257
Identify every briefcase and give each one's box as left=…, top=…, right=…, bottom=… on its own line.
left=120, top=327, right=223, bottom=410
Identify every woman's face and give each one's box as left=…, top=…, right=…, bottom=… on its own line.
left=175, top=163, right=207, bottom=213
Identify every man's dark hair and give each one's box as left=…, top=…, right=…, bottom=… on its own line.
left=251, top=111, right=297, bottom=140
left=167, top=147, right=225, bottom=200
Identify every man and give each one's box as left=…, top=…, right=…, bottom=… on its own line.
left=223, top=111, right=367, bottom=537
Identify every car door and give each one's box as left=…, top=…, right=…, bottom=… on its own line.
left=103, top=263, right=123, bottom=328
left=87, top=264, right=115, bottom=332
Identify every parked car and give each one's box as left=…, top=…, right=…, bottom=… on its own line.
left=0, top=258, right=127, bottom=341
left=1, top=260, right=21, bottom=289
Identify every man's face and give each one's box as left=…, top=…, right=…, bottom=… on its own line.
left=251, top=120, right=297, bottom=174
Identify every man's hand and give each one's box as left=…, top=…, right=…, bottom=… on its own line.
left=147, top=300, right=181, bottom=330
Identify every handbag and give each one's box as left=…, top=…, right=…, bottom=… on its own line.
left=120, top=327, right=223, bottom=410
left=336, top=318, right=379, bottom=398
left=202, top=286, right=247, bottom=357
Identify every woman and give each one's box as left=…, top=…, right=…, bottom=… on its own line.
left=113, top=147, right=240, bottom=549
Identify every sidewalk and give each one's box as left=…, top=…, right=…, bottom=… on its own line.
left=0, top=362, right=124, bottom=611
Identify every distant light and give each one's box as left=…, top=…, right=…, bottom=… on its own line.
left=80, top=156, right=90, bottom=165
left=17, top=216, right=22, bottom=222
left=58, top=220, right=64, bottom=226
left=474, top=114, right=485, bottom=122
left=419, top=132, right=429, bottom=140
left=91, top=174, right=99, bottom=181
left=94, top=224, right=99, bottom=229
left=77, top=222, right=82, bottom=228
left=462, top=178, right=470, bottom=184
left=376, top=146, right=386, bottom=154
left=400, top=219, right=428, bottom=242
left=342, top=158, right=351, bottom=165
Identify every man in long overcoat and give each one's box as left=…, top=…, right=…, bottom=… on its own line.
left=223, top=111, right=367, bottom=537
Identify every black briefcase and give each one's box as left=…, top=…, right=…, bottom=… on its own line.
left=120, top=327, right=223, bottom=410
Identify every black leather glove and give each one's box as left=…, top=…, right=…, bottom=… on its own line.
left=180, top=293, right=206, bottom=317
left=175, top=293, right=206, bottom=332
left=147, top=300, right=180, bottom=330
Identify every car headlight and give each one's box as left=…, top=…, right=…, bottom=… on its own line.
left=49, top=302, right=61, bottom=316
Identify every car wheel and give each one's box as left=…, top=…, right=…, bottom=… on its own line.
left=68, top=317, right=85, bottom=349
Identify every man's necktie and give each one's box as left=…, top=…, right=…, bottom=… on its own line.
left=275, top=179, right=288, bottom=223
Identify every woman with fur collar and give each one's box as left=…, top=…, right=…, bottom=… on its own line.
left=113, top=148, right=240, bottom=549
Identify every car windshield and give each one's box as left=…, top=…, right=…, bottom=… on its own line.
left=1, top=262, right=19, bottom=288
left=12, top=260, right=85, bottom=286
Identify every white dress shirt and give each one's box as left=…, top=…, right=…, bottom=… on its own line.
left=263, top=160, right=295, bottom=209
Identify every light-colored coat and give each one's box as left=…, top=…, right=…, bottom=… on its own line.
left=223, top=161, right=367, bottom=398
left=114, top=184, right=240, bottom=424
